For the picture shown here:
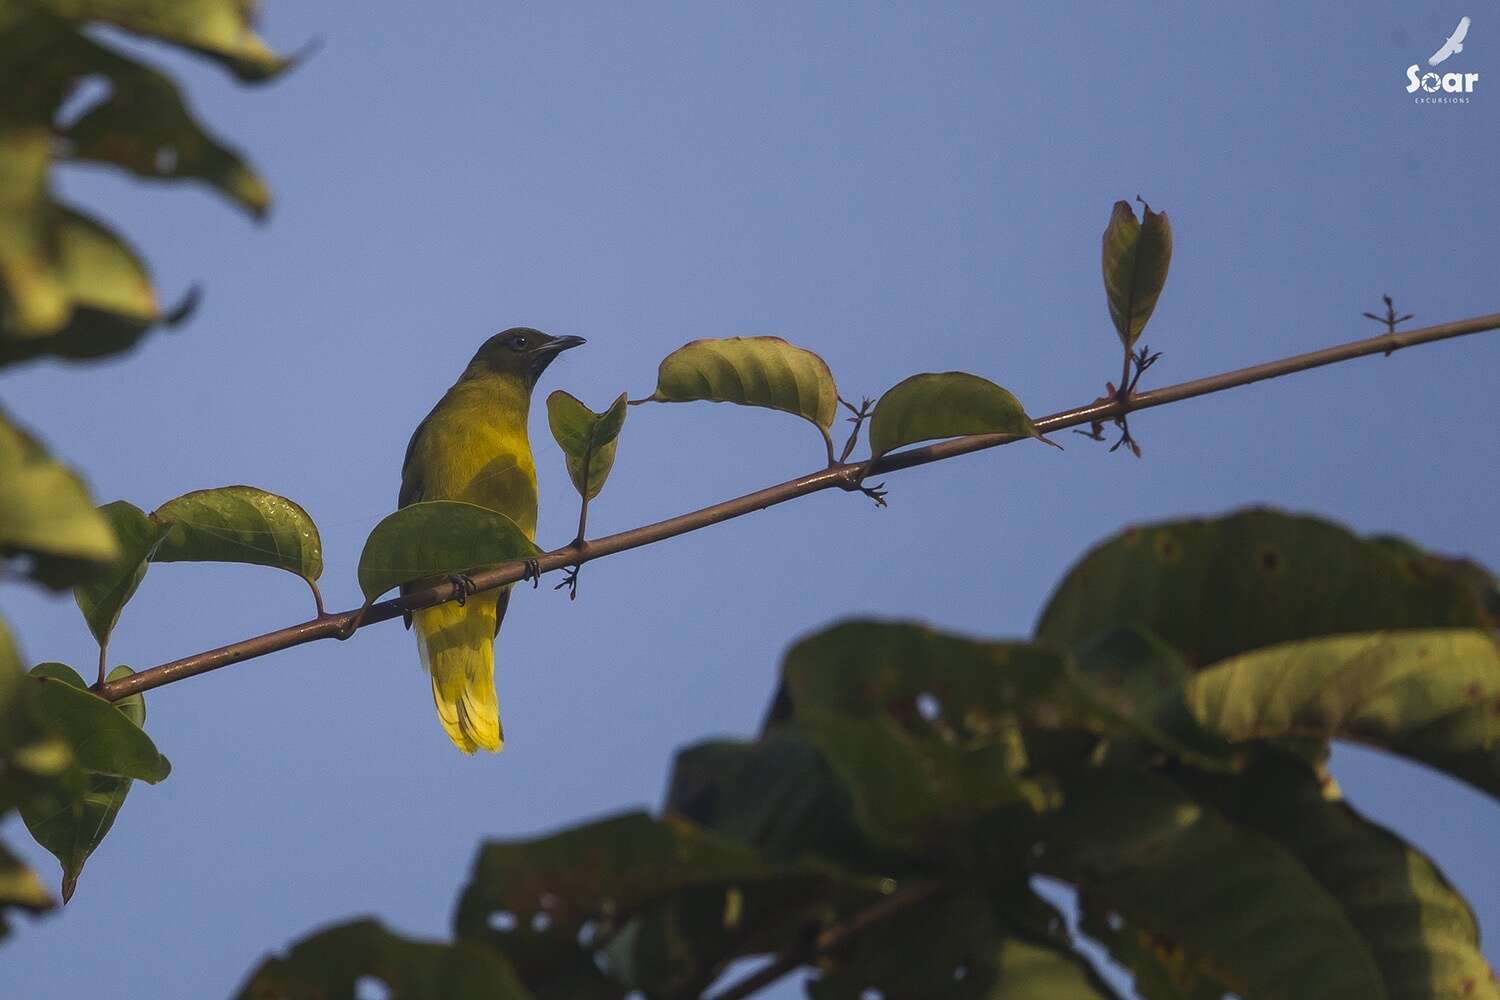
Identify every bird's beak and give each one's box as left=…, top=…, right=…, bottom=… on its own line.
left=526, top=335, right=586, bottom=380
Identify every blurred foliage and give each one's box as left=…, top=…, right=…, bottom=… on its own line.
left=239, top=510, right=1500, bottom=999
left=0, top=15, right=1493, bottom=997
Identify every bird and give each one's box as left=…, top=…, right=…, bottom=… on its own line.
left=398, top=327, right=584, bottom=753
left=1429, top=16, right=1470, bottom=66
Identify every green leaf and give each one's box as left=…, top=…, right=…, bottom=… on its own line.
left=867, top=372, right=1050, bottom=461
left=1172, top=751, right=1499, bottom=1000
left=34, top=0, right=294, bottom=82
left=649, top=336, right=839, bottom=459
left=1024, top=767, right=1385, bottom=1000
left=0, top=201, right=192, bottom=364
left=1186, top=629, right=1500, bottom=801
left=0, top=407, right=118, bottom=587
left=73, top=501, right=165, bottom=651
left=1101, top=199, right=1173, bottom=348
left=25, top=662, right=169, bottom=782
left=546, top=391, right=627, bottom=501
left=152, top=485, right=324, bottom=595
left=1035, top=508, right=1499, bottom=669
left=19, top=665, right=147, bottom=902
left=235, top=918, right=534, bottom=1000
left=357, top=500, right=540, bottom=603
left=63, top=36, right=270, bottom=217
left=0, top=120, right=69, bottom=335
left=0, top=839, right=54, bottom=941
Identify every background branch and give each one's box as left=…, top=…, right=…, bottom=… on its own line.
left=100, top=310, right=1500, bottom=702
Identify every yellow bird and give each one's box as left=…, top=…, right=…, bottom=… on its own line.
left=399, top=328, right=584, bottom=753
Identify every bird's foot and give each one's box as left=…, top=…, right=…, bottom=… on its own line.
left=522, top=559, right=542, bottom=588
left=554, top=565, right=580, bottom=601
left=447, top=574, right=477, bottom=607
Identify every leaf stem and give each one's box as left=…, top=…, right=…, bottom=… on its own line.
left=98, top=310, right=1500, bottom=702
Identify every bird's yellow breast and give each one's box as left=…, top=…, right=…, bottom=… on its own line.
left=402, top=376, right=539, bottom=537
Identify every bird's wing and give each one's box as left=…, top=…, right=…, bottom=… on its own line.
left=1454, top=16, right=1471, bottom=44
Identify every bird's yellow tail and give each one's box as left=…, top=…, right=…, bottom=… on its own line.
left=413, top=596, right=503, bottom=753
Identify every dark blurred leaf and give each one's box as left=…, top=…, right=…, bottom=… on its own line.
left=1172, top=752, right=1498, bottom=1000
left=236, top=918, right=533, bottom=1000
left=0, top=407, right=118, bottom=587
left=357, top=500, right=540, bottom=602
left=546, top=391, right=627, bottom=501
left=1187, top=629, right=1500, bottom=801
left=33, top=0, right=293, bottom=82
left=0, top=839, right=54, bottom=942
left=1077, top=901, right=1230, bottom=1000
left=867, top=372, right=1050, bottom=461
left=73, top=500, right=164, bottom=650
left=809, top=890, right=1122, bottom=1000
left=24, top=662, right=168, bottom=782
left=1035, top=508, right=1498, bottom=669
left=1023, top=767, right=1384, bottom=1000
left=62, top=35, right=269, bottom=216
left=454, top=811, right=849, bottom=997
left=665, top=734, right=876, bottom=866
left=649, top=336, right=839, bottom=459
left=152, top=485, right=324, bottom=596
left=19, top=665, right=146, bottom=902
left=1101, top=199, right=1172, bottom=348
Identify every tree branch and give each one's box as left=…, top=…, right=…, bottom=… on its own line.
left=100, top=310, right=1500, bottom=702
left=706, top=882, right=944, bottom=1000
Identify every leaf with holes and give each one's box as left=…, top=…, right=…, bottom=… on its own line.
left=33, top=0, right=294, bottom=82
left=648, top=336, right=839, bottom=459
left=0, top=408, right=118, bottom=587
left=546, top=391, right=627, bottom=501
left=867, top=372, right=1051, bottom=461
left=1186, top=628, right=1500, bottom=801
left=73, top=501, right=166, bottom=653
left=19, top=665, right=149, bottom=901
left=765, top=620, right=1238, bottom=847
left=152, top=486, right=324, bottom=607
left=235, top=918, right=533, bottom=1000
left=1101, top=199, right=1172, bottom=348
left=357, top=501, right=540, bottom=603
left=24, top=662, right=168, bottom=783
left=1035, top=508, right=1499, bottom=669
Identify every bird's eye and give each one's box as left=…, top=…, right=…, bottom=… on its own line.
left=509, top=335, right=529, bottom=352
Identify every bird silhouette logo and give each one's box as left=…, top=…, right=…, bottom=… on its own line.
left=1429, top=16, right=1470, bottom=66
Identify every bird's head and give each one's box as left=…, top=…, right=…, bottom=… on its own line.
left=465, top=327, right=586, bottom=388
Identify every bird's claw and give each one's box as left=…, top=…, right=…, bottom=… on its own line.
left=554, top=566, right=580, bottom=600
left=522, top=559, right=542, bottom=588
left=447, top=574, right=477, bottom=607
left=860, top=483, right=888, bottom=508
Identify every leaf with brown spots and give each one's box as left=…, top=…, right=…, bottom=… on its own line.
left=1187, top=629, right=1500, bottom=801
left=1036, top=508, right=1498, bottom=669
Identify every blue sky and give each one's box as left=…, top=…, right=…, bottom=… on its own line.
left=3, top=3, right=1497, bottom=997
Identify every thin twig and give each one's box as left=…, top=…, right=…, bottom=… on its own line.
left=707, top=883, right=944, bottom=1000
left=99, top=310, right=1500, bottom=702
